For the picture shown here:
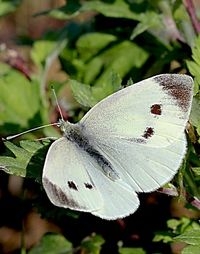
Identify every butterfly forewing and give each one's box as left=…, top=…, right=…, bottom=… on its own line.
left=76, top=74, right=193, bottom=194
left=80, top=74, right=193, bottom=148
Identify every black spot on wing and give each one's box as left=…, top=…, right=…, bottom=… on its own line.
left=142, top=127, right=154, bottom=139
left=43, top=178, right=85, bottom=209
left=151, top=104, right=162, bottom=115
left=154, top=75, right=192, bottom=112
left=85, top=183, right=93, bottom=189
left=123, top=127, right=154, bottom=143
left=68, top=181, right=78, bottom=190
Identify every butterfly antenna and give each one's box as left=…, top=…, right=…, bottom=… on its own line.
left=3, top=123, right=58, bottom=141
left=51, top=86, right=64, bottom=121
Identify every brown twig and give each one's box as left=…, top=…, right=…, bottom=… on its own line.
left=184, top=0, right=200, bottom=34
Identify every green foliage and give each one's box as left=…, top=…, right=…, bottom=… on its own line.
left=70, top=71, right=122, bottom=108
left=119, top=247, right=146, bottom=254
left=0, top=63, right=41, bottom=134
left=0, top=140, right=50, bottom=179
left=0, top=0, right=21, bottom=16
left=187, top=36, right=200, bottom=94
left=28, top=233, right=73, bottom=254
left=28, top=233, right=105, bottom=254
left=154, top=217, right=200, bottom=253
left=79, top=234, right=105, bottom=254
left=0, top=0, right=200, bottom=253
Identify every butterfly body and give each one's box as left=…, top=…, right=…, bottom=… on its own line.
left=42, top=74, right=193, bottom=220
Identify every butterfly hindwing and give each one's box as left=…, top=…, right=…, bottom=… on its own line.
left=42, top=137, right=103, bottom=212
left=43, top=137, right=140, bottom=219
left=84, top=156, right=140, bottom=219
left=90, top=132, right=187, bottom=193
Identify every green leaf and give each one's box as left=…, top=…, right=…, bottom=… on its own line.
left=0, top=63, right=40, bottom=134
left=153, top=232, right=173, bottom=243
left=28, top=233, right=73, bottom=254
left=0, top=140, right=50, bottom=178
left=35, top=0, right=82, bottom=20
left=80, top=234, right=104, bottom=254
left=174, top=229, right=200, bottom=245
left=0, top=0, right=21, bottom=16
left=92, top=41, right=148, bottom=86
left=42, top=0, right=142, bottom=21
left=61, top=33, right=148, bottom=85
left=190, top=96, right=200, bottom=136
left=70, top=79, right=97, bottom=108
left=31, top=40, right=57, bottom=68
left=191, top=167, right=200, bottom=177
left=173, top=1, right=196, bottom=46
left=119, top=247, right=146, bottom=254
left=131, top=11, right=162, bottom=40
left=187, top=36, right=200, bottom=94
left=76, top=33, right=117, bottom=61
left=182, top=245, right=200, bottom=254
left=70, top=71, right=122, bottom=108
left=80, top=0, right=141, bottom=20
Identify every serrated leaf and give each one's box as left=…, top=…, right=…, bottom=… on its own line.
left=70, top=80, right=98, bottom=108
left=70, top=72, right=121, bottom=108
left=0, top=140, right=50, bottom=179
left=28, top=233, right=72, bottom=254
left=174, top=229, right=200, bottom=245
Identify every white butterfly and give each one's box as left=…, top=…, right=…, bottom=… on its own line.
left=42, top=74, right=193, bottom=220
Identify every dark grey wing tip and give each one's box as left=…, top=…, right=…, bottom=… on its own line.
left=153, top=74, right=193, bottom=112
left=154, top=73, right=193, bottom=88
